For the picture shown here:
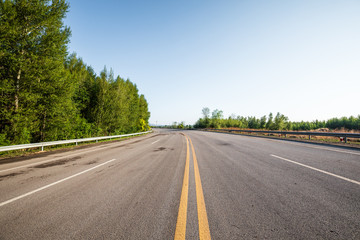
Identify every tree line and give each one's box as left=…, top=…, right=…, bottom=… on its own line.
left=0, top=0, right=150, bottom=146
left=194, top=108, right=360, bottom=131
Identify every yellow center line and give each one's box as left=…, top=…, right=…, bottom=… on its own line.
left=189, top=137, right=211, bottom=240
left=174, top=136, right=190, bottom=240
left=174, top=134, right=211, bottom=240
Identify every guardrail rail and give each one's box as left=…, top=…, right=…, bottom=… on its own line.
left=209, top=129, right=360, bottom=143
left=0, top=130, right=152, bottom=152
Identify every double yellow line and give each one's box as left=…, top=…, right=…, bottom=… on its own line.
left=174, top=135, right=211, bottom=240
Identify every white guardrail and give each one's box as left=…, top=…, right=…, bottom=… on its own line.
left=0, top=130, right=153, bottom=152
left=210, top=129, right=360, bottom=143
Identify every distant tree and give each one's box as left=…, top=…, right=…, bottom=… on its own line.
left=211, top=109, right=223, bottom=119
left=260, top=115, right=267, bottom=129
left=202, top=107, right=210, bottom=119
left=194, top=109, right=359, bottom=132
left=265, top=113, right=274, bottom=130
left=248, top=116, right=260, bottom=129
left=237, top=116, right=248, bottom=128
left=286, top=121, right=293, bottom=130
left=138, top=94, right=150, bottom=131
left=194, top=118, right=207, bottom=128
left=225, top=115, right=237, bottom=128
left=211, top=109, right=223, bottom=128
left=274, top=112, right=288, bottom=130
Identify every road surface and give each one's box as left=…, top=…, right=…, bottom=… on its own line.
left=0, top=129, right=359, bottom=239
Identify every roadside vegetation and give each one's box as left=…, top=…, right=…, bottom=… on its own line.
left=194, top=108, right=360, bottom=132
left=0, top=1, right=150, bottom=146
left=151, top=122, right=193, bottom=129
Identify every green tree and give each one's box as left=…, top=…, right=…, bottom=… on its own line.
left=274, top=112, right=288, bottom=130
left=211, top=109, right=223, bottom=128
left=138, top=94, right=150, bottom=131
left=265, top=113, right=274, bottom=130
left=202, top=107, right=210, bottom=119
left=248, top=116, right=260, bottom=129
left=0, top=1, right=151, bottom=145
left=0, top=0, right=72, bottom=143
left=177, top=121, right=185, bottom=129
left=260, top=115, right=267, bottom=129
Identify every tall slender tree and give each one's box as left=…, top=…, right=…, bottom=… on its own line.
left=1, top=1, right=151, bottom=145
left=0, top=0, right=71, bottom=143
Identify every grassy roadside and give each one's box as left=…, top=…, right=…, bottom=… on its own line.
left=0, top=132, right=151, bottom=161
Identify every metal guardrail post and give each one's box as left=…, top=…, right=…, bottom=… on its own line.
left=0, top=130, right=152, bottom=153
left=208, top=129, right=360, bottom=145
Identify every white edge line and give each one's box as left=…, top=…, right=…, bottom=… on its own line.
left=0, top=149, right=99, bottom=173
left=265, top=138, right=360, bottom=156
left=151, top=140, right=160, bottom=145
left=270, top=154, right=360, bottom=186
left=209, top=130, right=360, bottom=156
left=0, top=158, right=117, bottom=207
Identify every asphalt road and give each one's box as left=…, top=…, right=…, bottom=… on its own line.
left=0, top=129, right=359, bottom=239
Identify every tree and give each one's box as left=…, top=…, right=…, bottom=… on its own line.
left=202, top=107, right=210, bottom=119
left=211, top=109, right=223, bottom=128
left=260, top=115, right=267, bottom=129
left=0, top=1, right=151, bottom=145
left=265, top=113, right=274, bottom=130
left=274, top=112, right=288, bottom=130
left=0, top=0, right=72, bottom=143
left=177, top=121, right=185, bottom=129
left=193, top=109, right=359, bottom=131
left=138, top=94, right=150, bottom=131
left=211, top=109, right=223, bottom=119
left=248, top=116, right=260, bottom=129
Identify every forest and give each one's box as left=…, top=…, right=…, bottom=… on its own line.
left=0, top=0, right=150, bottom=146
left=194, top=108, right=360, bottom=131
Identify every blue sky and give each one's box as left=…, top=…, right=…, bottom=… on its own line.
left=64, top=0, right=360, bottom=125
